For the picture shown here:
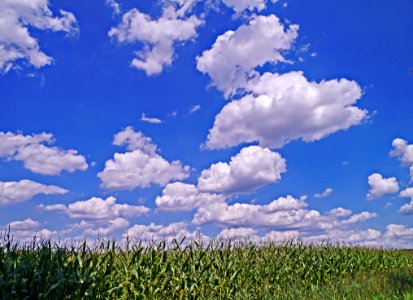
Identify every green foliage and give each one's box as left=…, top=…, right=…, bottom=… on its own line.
left=0, top=236, right=412, bottom=299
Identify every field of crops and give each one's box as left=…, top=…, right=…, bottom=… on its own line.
left=0, top=236, right=412, bottom=299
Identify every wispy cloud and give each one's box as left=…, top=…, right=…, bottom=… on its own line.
left=141, top=113, right=163, bottom=124
left=190, top=104, right=201, bottom=114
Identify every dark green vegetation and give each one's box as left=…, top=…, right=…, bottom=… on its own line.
left=0, top=236, right=412, bottom=299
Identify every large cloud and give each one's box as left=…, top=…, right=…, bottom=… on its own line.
left=98, top=127, right=190, bottom=190
left=39, top=196, right=149, bottom=220
left=198, top=145, right=286, bottom=194
left=109, top=1, right=202, bottom=75
left=367, top=173, right=399, bottom=200
left=192, top=195, right=376, bottom=230
left=155, top=182, right=225, bottom=211
left=0, top=180, right=68, bottom=206
left=0, top=0, right=78, bottom=73
left=0, top=131, right=88, bottom=175
left=196, top=15, right=298, bottom=97
left=205, top=71, right=367, bottom=149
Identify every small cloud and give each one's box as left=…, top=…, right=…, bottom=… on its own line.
left=342, top=161, right=350, bottom=166
left=106, top=0, right=121, bottom=15
left=190, top=104, right=201, bottom=114
left=168, top=110, right=179, bottom=117
left=314, top=187, right=333, bottom=198
left=141, top=113, right=162, bottom=124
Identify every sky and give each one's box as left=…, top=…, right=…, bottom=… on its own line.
left=1, top=0, right=413, bottom=247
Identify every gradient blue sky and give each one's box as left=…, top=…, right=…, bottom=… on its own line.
left=1, top=0, right=412, bottom=246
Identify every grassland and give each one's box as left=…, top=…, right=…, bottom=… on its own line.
left=0, top=236, right=412, bottom=299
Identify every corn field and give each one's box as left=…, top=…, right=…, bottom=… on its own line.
left=0, top=236, right=412, bottom=299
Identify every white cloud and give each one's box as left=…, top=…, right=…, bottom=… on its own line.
left=198, top=146, right=286, bottom=194
left=7, top=218, right=39, bottom=230
left=3, top=218, right=56, bottom=242
left=0, top=0, right=78, bottom=73
left=39, top=196, right=150, bottom=220
left=391, top=138, right=413, bottom=181
left=112, top=126, right=157, bottom=155
left=367, top=173, right=399, bottom=200
left=314, top=187, right=333, bottom=198
left=384, top=224, right=413, bottom=239
left=98, top=127, right=190, bottom=190
left=221, top=0, right=266, bottom=13
left=196, top=15, right=298, bottom=97
left=109, top=2, right=203, bottom=75
left=106, top=0, right=121, bottom=15
left=156, top=182, right=225, bottom=211
left=205, top=71, right=367, bottom=149
left=189, top=104, right=201, bottom=114
left=305, top=228, right=381, bottom=244
left=328, top=207, right=352, bottom=218
left=382, top=224, right=413, bottom=248
left=400, top=202, right=413, bottom=215
left=399, top=188, right=413, bottom=215
left=0, top=131, right=88, bottom=175
left=217, top=227, right=257, bottom=239
left=192, top=194, right=374, bottom=231
left=141, top=113, right=163, bottom=124
left=0, top=180, right=68, bottom=206
left=124, top=221, right=204, bottom=243
left=83, top=218, right=129, bottom=236
left=261, top=230, right=300, bottom=242
left=339, top=211, right=378, bottom=225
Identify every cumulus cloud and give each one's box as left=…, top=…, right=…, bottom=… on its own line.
left=261, top=230, right=300, bottom=242
left=3, top=218, right=56, bottom=242
left=112, top=126, right=157, bottom=155
left=339, top=211, right=378, bottom=225
left=205, top=71, right=367, bottom=149
left=83, top=218, right=130, bottom=236
left=399, top=188, right=413, bottom=215
left=192, top=194, right=375, bottom=231
left=98, top=127, right=190, bottom=190
left=0, top=0, right=78, bottom=73
left=328, top=207, right=352, bottom=218
left=109, top=1, right=203, bottom=75
left=367, top=173, right=399, bottom=200
left=217, top=227, right=257, bottom=240
left=155, top=182, right=225, bottom=211
left=381, top=224, right=413, bottom=248
left=7, top=218, right=39, bottom=230
left=305, top=228, right=382, bottom=245
left=196, top=15, right=298, bottom=96
left=391, top=138, right=413, bottom=181
left=0, top=180, right=68, bottom=206
left=124, top=221, right=204, bottom=243
left=314, top=187, right=333, bottom=198
left=197, top=146, right=286, bottom=194
left=0, top=131, right=88, bottom=175
left=39, top=196, right=150, bottom=220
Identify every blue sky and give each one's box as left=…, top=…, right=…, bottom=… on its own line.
left=1, top=0, right=413, bottom=247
